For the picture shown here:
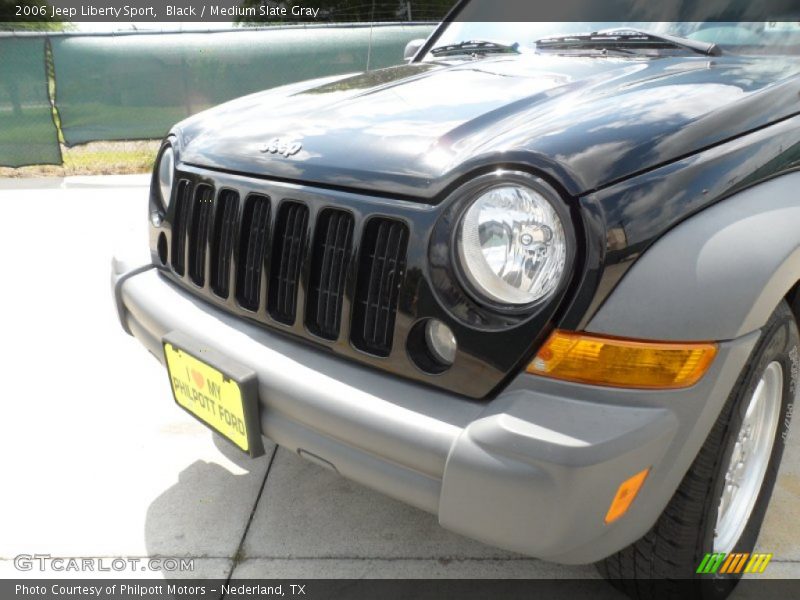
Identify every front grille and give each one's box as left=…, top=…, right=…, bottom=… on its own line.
left=306, top=209, right=354, bottom=340
left=268, top=202, right=308, bottom=324
left=158, top=167, right=565, bottom=399
left=210, top=190, right=239, bottom=298
left=170, top=180, right=192, bottom=276
left=188, top=184, right=214, bottom=286
left=351, top=218, right=409, bottom=356
left=166, top=174, right=408, bottom=359
left=236, top=194, right=271, bottom=311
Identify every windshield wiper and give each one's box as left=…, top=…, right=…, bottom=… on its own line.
left=535, top=29, right=721, bottom=57
left=430, top=40, right=520, bottom=58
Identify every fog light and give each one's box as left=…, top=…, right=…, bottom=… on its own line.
left=425, top=320, right=457, bottom=366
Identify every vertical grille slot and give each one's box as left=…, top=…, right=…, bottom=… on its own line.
left=306, top=209, right=354, bottom=340
left=351, top=218, right=408, bottom=356
left=170, top=180, right=192, bottom=276
left=188, top=184, right=214, bottom=287
left=236, top=194, right=271, bottom=311
left=210, top=189, right=239, bottom=298
left=268, top=202, right=309, bottom=324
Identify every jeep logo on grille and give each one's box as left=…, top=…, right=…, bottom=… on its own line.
left=259, top=137, right=303, bottom=157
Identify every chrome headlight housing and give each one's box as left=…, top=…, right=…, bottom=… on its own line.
left=456, top=181, right=568, bottom=307
left=157, top=145, right=175, bottom=208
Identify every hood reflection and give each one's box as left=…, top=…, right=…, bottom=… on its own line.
left=177, top=53, right=800, bottom=198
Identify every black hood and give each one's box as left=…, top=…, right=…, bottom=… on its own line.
left=176, top=53, right=800, bottom=198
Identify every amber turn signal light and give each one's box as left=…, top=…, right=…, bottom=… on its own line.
left=605, top=468, right=650, bottom=524
left=528, top=330, right=717, bottom=389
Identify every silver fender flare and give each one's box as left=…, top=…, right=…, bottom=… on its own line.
left=588, top=171, right=800, bottom=341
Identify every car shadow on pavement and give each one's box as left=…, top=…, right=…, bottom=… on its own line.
left=144, top=428, right=625, bottom=600
left=144, top=434, right=273, bottom=581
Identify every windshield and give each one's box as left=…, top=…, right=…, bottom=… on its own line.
left=425, top=20, right=800, bottom=58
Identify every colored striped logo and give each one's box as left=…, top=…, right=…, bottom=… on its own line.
left=696, top=552, right=772, bottom=574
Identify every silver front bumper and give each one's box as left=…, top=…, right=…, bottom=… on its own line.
left=112, top=255, right=757, bottom=563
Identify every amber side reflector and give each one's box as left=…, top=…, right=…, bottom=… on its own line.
left=527, top=330, right=718, bottom=389
left=605, top=468, right=650, bottom=524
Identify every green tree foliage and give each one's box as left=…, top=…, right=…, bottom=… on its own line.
left=236, top=0, right=454, bottom=24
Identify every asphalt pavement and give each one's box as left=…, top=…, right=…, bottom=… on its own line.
left=0, top=175, right=797, bottom=589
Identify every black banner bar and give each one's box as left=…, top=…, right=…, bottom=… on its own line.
left=1, top=0, right=799, bottom=24
left=4, top=579, right=800, bottom=600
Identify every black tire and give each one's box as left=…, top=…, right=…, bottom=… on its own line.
left=597, top=300, right=799, bottom=600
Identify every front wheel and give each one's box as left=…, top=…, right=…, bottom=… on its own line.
left=598, top=300, right=799, bottom=599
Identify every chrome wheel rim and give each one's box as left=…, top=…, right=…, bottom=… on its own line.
left=714, top=361, right=783, bottom=553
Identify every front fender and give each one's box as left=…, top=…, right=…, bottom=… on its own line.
left=587, top=171, right=800, bottom=341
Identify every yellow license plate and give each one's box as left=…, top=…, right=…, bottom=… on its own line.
left=163, top=335, right=263, bottom=456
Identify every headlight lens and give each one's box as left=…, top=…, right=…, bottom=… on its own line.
left=158, top=146, right=174, bottom=207
left=457, top=184, right=567, bottom=306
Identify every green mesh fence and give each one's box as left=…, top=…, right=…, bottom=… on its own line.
left=0, top=36, right=61, bottom=167
left=51, top=24, right=434, bottom=146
